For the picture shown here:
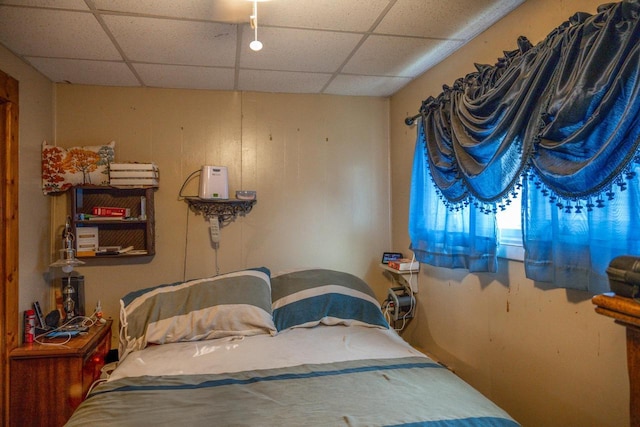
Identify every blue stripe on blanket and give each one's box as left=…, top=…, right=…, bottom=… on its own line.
left=92, top=360, right=442, bottom=396
left=386, top=417, right=520, bottom=427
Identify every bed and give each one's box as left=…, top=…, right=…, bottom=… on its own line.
left=65, top=268, right=519, bottom=426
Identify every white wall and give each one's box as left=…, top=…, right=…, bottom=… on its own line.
left=52, top=86, right=393, bottom=347
left=390, top=1, right=629, bottom=426
left=0, top=44, right=54, bottom=318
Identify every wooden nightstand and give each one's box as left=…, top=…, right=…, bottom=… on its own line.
left=9, top=320, right=112, bottom=427
left=592, top=294, right=640, bottom=427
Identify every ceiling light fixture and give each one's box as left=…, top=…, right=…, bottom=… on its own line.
left=249, top=0, right=263, bottom=51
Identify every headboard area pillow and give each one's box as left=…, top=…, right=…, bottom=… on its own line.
left=118, top=267, right=276, bottom=361
left=271, top=269, right=389, bottom=332
left=42, top=140, right=115, bottom=194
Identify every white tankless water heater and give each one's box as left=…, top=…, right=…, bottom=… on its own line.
left=198, top=165, right=229, bottom=199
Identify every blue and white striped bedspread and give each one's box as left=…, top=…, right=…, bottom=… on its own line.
left=66, top=356, right=519, bottom=426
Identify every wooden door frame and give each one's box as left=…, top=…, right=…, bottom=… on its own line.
left=0, top=69, right=19, bottom=427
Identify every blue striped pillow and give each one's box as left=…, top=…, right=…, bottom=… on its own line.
left=119, top=267, right=276, bottom=360
left=271, top=269, right=389, bottom=332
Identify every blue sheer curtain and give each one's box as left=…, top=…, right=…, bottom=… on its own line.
left=408, top=1, right=640, bottom=292
left=523, top=163, right=640, bottom=293
left=409, top=121, right=498, bottom=273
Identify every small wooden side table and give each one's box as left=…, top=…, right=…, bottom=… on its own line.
left=9, top=320, right=112, bottom=427
left=592, top=294, right=640, bottom=426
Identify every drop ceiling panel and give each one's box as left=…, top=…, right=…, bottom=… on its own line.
left=240, top=26, right=362, bottom=73
left=325, top=74, right=412, bottom=97
left=344, top=35, right=464, bottom=77
left=0, top=0, right=89, bottom=11
left=0, top=0, right=526, bottom=96
left=376, top=0, right=523, bottom=39
left=92, top=0, right=252, bottom=23
left=0, top=6, right=120, bottom=60
left=260, top=0, right=390, bottom=32
left=103, top=15, right=237, bottom=67
left=239, top=69, right=331, bottom=93
left=135, top=63, right=235, bottom=90
left=26, top=57, right=139, bottom=86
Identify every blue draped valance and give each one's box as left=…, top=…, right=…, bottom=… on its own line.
left=416, top=0, right=640, bottom=211
left=409, top=1, right=640, bottom=293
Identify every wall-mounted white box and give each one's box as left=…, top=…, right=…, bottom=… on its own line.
left=198, top=165, right=228, bottom=199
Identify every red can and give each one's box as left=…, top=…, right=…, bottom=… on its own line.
left=24, top=309, right=35, bottom=343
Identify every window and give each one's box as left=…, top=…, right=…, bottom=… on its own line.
left=496, top=196, right=523, bottom=261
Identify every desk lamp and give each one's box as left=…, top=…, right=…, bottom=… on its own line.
left=49, top=216, right=84, bottom=319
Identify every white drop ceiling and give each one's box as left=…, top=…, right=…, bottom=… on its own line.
left=0, top=0, right=525, bottom=97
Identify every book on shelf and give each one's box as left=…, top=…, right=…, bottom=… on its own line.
left=80, top=247, right=147, bottom=257
left=76, top=251, right=96, bottom=257
left=387, top=258, right=419, bottom=271
left=81, top=215, right=124, bottom=221
left=91, top=206, right=131, bottom=217
left=95, top=245, right=134, bottom=256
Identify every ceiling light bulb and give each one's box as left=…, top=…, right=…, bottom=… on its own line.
left=250, top=40, right=263, bottom=51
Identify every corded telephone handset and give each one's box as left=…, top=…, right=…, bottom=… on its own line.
left=209, top=216, right=220, bottom=246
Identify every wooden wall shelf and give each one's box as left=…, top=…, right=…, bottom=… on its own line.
left=70, top=186, right=155, bottom=258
